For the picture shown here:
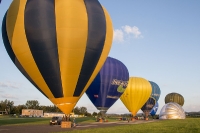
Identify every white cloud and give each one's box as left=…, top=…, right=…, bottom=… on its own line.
left=113, top=29, right=124, bottom=43
left=113, top=25, right=143, bottom=43
left=122, top=25, right=142, bottom=38
left=0, top=81, right=20, bottom=89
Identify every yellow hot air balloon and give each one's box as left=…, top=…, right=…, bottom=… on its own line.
left=120, top=77, right=152, bottom=116
left=2, top=0, right=113, bottom=114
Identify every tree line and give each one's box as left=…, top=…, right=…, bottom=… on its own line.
left=0, top=99, right=96, bottom=116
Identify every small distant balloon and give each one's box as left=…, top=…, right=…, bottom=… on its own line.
left=165, top=93, right=184, bottom=106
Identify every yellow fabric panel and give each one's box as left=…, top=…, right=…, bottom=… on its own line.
left=79, top=6, right=113, bottom=97
left=55, top=0, right=88, bottom=97
left=50, top=97, right=79, bottom=114
left=6, top=0, right=20, bottom=44
left=120, top=77, right=152, bottom=116
left=6, top=0, right=54, bottom=98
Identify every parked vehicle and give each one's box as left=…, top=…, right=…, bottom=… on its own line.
left=49, top=116, right=62, bottom=125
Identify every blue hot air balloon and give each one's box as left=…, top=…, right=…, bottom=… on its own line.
left=150, top=102, right=159, bottom=116
left=86, top=57, right=129, bottom=115
left=141, top=81, right=160, bottom=120
left=149, top=81, right=161, bottom=101
left=141, top=97, right=156, bottom=120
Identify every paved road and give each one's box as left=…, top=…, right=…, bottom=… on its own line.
left=0, top=120, right=157, bottom=133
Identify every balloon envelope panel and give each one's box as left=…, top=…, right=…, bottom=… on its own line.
left=159, top=102, right=185, bottom=119
left=2, top=0, right=113, bottom=114
left=165, top=93, right=184, bottom=106
left=149, top=81, right=161, bottom=101
left=120, top=77, right=152, bottom=116
left=150, top=102, right=159, bottom=116
left=86, top=57, right=129, bottom=112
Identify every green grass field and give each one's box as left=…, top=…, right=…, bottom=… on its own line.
left=66, top=118, right=200, bottom=133
left=1, top=116, right=200, bottom=133
left=0, top=115, right=115, bottom=126
left=0, top=115, right=51, bottom=125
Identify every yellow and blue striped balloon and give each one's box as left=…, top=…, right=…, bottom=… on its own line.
left=2, top=0, right=113, bottom=114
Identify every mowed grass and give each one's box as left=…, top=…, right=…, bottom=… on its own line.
left=1, top=116, right=200, bottom=133
left=0, top=115, right=51, bottom=126
left=64, top=118, right=200, bottom=133
left=0, top=116, right=115, bottom=126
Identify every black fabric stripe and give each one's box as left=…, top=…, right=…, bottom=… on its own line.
left=73, top=0, right=106, bottom=96
left=25, top=0, right=63, bottom=98
left=1, top=12, right=47, bottom=98
left=2, top=12, right=15, bottom=62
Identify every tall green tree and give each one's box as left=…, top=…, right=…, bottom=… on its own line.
left=73, top=106, right=80, bottom=114
left=80, top=106, right=87, bottom=115
left=25, top=100, right=40, bottom=109
left=0, top=99, right=14, bottom=114
left=13, top=105, right=26, bottom=114
left=92, top=112, right=98, bottom=117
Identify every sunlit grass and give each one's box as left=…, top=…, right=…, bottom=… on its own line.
left=1, top=116, right=200, bottom=133
left=61, top=118, right=200, bottom=133
left=0, top=116, right=51, bottom=126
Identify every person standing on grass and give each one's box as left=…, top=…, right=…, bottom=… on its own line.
left=72, top=118, right=76, bottom=127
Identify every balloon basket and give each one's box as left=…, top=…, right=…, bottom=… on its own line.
left=131, top=118, right=135, bottom=121
left=61, top=121, right=72, bottom=128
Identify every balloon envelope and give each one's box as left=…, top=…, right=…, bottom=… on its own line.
left=150, top=102, right=159, bottom=116
left=2, top=0, right=113, bottom=114
left=120, top=77, right=152, bottom=116
left=159, top=102, right=185, bottom=119
left=141, top=97, right=156, bottom=118
left=165, top=93, right=184, bottom=106
left=149, top=81, right=161, bottom=101
left=86, top=57, right=129, bottom=113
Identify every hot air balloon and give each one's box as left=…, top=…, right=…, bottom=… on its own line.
left=159, top=102, right=185, bottom=119
left=149, top=81, right=161, bottom=101
left=141, top=97, right=156, bottom=120
left=165, top=93, right=184, bottom=106
left=86, top=57, right=129, bottom=116
left=150, top=102, right=159, bottom=116
left=120, top=77, right=152, bottom=118
left=2, top=0, right=113, bottom=114
left=141, top=81, right=160, bottom=120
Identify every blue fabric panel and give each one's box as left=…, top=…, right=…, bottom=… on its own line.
left=73, top=0, right=106, bottom=96
left=149, top=81, right=161, bottom=101
left=150, top=102, right=159, bottom=116
left=25, top=0, right=63, bottom=98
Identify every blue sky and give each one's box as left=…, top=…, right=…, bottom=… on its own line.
left=0, top=0, right=200, bottom=114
